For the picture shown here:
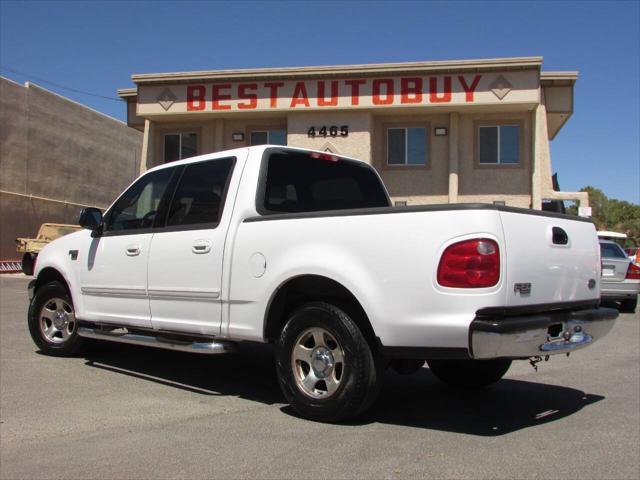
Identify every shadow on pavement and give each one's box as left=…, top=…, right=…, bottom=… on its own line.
left=79, top=341, right=604, bottom=436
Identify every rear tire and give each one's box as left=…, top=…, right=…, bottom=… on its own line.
left=275, top=302, right=381, bottom=422
left=28, top=281, right=84, bottom=357
left=620, top=297, right=637, bottom=314
left=22, top=253, right=36, bottom=276
left=427, top=358, right=511, bottom=389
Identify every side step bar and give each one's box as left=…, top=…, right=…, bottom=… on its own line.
left=77, top=327, right=236, bottom=355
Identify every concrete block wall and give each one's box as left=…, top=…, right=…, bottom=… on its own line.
left=0, top=77, right=143, bottom=261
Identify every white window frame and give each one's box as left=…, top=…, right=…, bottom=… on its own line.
left=386, top=127, right=427, bottom=166
left=478, top=124, right=520, bottom=165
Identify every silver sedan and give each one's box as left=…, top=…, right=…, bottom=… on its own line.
left=600, top=240, right=639, bottom=313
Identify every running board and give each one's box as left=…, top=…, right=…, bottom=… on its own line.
left=77, top=327, right=236, bottom=355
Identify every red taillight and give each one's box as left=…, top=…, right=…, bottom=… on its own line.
left=437, top=239, right=500, bottom=288
left=310, top=152, right=339, bottom=162
left=626, top=262, right=640, bottom=280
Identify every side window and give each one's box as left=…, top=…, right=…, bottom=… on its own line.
left=479, top=125, right=519, bottom=164
left=105, top=168, right=174, bottom=232
left=600, top=243, right=627, bottom=259
left=164, top=132, right=197, bottom=163
left=165, top=158, right=234, bottom=227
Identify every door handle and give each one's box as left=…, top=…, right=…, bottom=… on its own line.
left=192, top=239, right=212, bottom=254
left=126, top=245, right=141, bottom=256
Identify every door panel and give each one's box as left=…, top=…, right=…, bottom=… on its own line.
left=78, top=166, right=177, bottom=327
left=80, top=234, right=153, bottom=327
left=148, top=229, right=225, bottom=335
left=148, top=157, right=235, bottom=335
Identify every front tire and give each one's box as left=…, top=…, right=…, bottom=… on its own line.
left=28, top=281, right=84, bottom=356
left=427, top=358, right=511, bottom=389
left=275, top=302, right=380, bottom=422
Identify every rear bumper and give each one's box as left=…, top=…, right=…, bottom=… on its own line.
left=600, top=280, right=640, bottom=301
left=470, top=306, right=618, bottom=359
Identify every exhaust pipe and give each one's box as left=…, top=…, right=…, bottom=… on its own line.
left=77, top=327, right=236, bottom=355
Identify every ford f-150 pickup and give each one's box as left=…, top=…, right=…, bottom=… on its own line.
left=27, top=145, right=618, bottom=421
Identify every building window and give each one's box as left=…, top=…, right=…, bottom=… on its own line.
left=387, top=127, right=427, bottom=166
left=250, top=130, right=287, bottom=146
left=164, top=133, right=197, bottom=163
left=479, top=125, right=519, bottom=164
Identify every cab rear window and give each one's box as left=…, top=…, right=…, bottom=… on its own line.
left=259, top=151, right=390, bottom=214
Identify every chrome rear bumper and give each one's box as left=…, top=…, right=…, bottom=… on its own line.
left=470, top=307, right=618, bottom=359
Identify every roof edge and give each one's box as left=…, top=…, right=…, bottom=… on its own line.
left=131, top=57, right=544, bottom=85
left=117, top=87, right=137, bottom=98
left=541, top=71, right=579, bottom=85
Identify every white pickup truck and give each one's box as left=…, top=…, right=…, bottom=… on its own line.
left=28, top=145, right=617, bottom=421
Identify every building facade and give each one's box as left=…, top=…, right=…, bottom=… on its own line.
left=0, top=77, right=143, bottom=264
left=118, top=57, right=588, bottom=210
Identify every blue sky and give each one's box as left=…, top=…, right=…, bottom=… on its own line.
left=1, top=0, right=638, bottom=204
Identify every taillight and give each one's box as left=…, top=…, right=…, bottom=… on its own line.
left=626, top=262, right=640, bottom=280
left=310, top=152, right=339, bottom=162
left=437, top=238, right=500, bottom=288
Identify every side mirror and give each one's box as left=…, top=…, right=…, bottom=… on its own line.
left=78, top=207, right=103, bottom=232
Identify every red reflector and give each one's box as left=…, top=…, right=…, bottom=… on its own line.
left=310, top=152, right=339, bottom=162
left=626, top=262, right=640, bottom=280
left=437, top=239, right=500, bottom=288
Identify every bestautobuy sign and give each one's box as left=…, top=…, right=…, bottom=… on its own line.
left=137, top=71, right=539, bottom=115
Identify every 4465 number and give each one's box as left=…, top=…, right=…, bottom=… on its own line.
left=308, top=125, right=349, bottom=138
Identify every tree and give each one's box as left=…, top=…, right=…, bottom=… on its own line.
left=567, top=187, right=640, bottom=239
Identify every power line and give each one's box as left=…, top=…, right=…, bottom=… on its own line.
left=0, top=65, right=124, bottom=102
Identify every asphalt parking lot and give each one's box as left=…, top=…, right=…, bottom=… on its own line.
left=1, top=274, right=638, bottom=479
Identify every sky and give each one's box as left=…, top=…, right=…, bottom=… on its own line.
left=1, top=0, right=638, bottom=204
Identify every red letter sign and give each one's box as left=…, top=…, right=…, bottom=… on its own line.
left=238, top=83, right=258, bottom=110
left=317, top=80, right=339, bottom=107
left=458, top=75, right=482, bottom=102
left=264, top=82, right=284, bottom=108
left=290, top=82, right=310, bottom=108
left=345, top=79, right=366, bottom=106
left=372, top=79, right=394, bottom=105
left=400, top=77, right=423, bottom=104
left=429, top=76, right=452, bottom=103
left=187, top=85, right=206, bottom=111
left=212, top=84, right=232, bottom=110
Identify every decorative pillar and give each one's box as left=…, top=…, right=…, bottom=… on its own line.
left=448, top=112, right=459, bottom=203
left=139, top=119, right=154, bottom=174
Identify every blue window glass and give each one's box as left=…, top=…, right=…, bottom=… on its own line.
left=269, top=130, right=287, bottom=146
left=407, top=128, right=427, bottom=165
left=500, top=126, right=519, bottom=164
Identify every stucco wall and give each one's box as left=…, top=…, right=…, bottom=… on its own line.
left=372, top=113, right=450, bottom=200
left=287, top=111, right=372, bottom=162
left=457, top=112, right=532, bottom=202
left=0, top=78, right=143, bottom=261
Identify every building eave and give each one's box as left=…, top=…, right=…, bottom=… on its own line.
left=130, top=57, right=544, bottom=86
left=541, top=71, right=579, bottom=86
left=117, top=88, right=138, bottom=99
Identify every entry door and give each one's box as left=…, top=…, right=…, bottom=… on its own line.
left=147, top=157, right=235, bottom=336
left=79, top=167, right=176, bottom=328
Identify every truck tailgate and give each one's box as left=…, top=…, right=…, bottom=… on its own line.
left=498, top=211, right=599, bottom=306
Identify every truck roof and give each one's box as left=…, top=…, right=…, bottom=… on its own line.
left=146, top=145, right=366, bottom=174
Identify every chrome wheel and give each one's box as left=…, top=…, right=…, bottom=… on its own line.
left=291, top=327, right=345, bottom=399
left=39, top=297, right=75, bottom=344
